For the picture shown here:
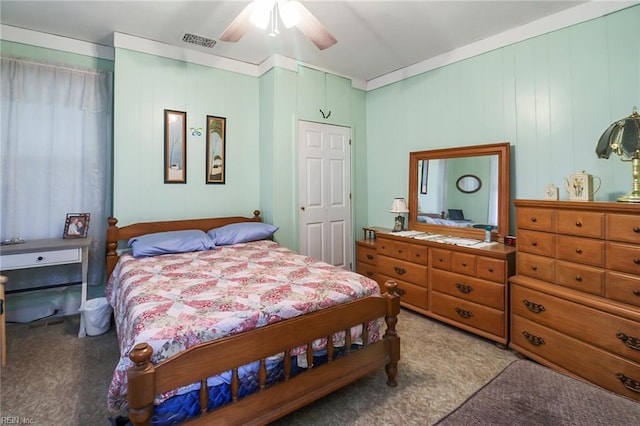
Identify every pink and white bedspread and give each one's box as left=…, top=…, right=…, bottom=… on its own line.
left=106, top=240, right=382, bottom=411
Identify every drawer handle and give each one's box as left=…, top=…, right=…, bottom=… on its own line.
left=634, top=227, right=640, bottom=233
left=531, top=241, right=538, bottom=247
left=37, top=256, right=44, bottom=261
left=616, top=333, right=640, bottom=351
left=634, top=289, right=640, bottom=296
left=396, top=249, right=403, bottom=254
left=455, top=307, right=473, bottom=319
left=366, top=254, right=374, bottom=260
left=461, top=262, right=467, bottom=267
left=575, top=275, right=583, bottom=282
left=438, top=258, right=444, bottom=262
left=575, top=221, right=583, bottom=227
left=530, top=217, right=537, bottom=223
left=531, top=265, right=538, bottom=271
left=523, top=299, right=545, bottom=313
left=616, top=373, right=640, bottom=394
left=487, top=268, right=494, bottom=273
left=522, top=331, right=545, bottom=347
left=366, top=271, right=374, bottom=277
left=393, top=266, right=407, bottom=275
left=575, top=248, right=583, bottom=254
left=455, top=283, right=473, bottom=294
left=396, top=287, right=407, bottom=296
left=634, top=259, right=640, bottom=265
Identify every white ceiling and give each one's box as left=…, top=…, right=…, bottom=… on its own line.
left=1, top=1, right=636, bottom=86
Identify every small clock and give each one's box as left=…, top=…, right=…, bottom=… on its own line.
left=544, top=184, right=559, bottom=200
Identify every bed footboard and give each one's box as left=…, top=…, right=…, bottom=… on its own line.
left=127, top=281, right=401, bottom=426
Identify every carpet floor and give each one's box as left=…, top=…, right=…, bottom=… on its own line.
left=1, top=309, right=518, bottom=425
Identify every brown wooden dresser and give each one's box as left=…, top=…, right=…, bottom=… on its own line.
left=510, top=200, right=640, bottom=401
left=356, top=228, right=515, bottom=346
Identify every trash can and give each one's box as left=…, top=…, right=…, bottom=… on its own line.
left=80, top=297, right=112, bottom=336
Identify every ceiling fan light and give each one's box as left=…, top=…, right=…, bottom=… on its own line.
left=250, top=0, right=275, bottom=29
left=279, top=1, right=301, bottom=28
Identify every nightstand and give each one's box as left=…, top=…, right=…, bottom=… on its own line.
left=0, top=238, right=92, bottom=337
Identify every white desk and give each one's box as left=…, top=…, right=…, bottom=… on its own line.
left=0, top=238, right=91, bottom=337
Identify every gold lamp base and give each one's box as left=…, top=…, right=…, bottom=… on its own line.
left=617, top=192, right=640, bottom=203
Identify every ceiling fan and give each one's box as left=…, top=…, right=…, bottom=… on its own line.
left=219, top=0, right=337, bottom=50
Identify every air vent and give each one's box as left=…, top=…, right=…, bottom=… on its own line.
left=182, top=33, right=217, bottom=48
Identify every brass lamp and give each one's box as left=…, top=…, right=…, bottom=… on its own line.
left=595, top=106, right=640, bottom=203
left=390, top=197, right=409, bottom=232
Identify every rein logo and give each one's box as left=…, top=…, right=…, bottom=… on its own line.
left=0, top=417, right=34, bottom=424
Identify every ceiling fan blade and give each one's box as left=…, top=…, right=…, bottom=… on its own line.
left=219, top=3, right=255, bottom=42
left=291, top=1, right=337, bottom=50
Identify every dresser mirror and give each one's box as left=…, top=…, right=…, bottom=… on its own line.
left=408, top=142, right=510, bottom=240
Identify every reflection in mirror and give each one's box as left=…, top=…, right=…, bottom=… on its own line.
left=456, top=174, right=482, bottom=194
left=409, top=143, right=510, bottom=240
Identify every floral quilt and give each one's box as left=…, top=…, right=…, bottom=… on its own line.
left=106, top=240, right=382, bottom=411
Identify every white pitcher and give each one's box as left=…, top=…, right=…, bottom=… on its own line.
left=563, top=171, right=601, bottom=201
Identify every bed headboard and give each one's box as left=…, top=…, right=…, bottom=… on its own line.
left=106, top=210, right=262, bottom=279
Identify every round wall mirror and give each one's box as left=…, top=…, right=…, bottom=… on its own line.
left=456, top=174, right=482, bottom=194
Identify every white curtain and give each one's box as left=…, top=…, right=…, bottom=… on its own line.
left=0, top=57, right=112, bottom=287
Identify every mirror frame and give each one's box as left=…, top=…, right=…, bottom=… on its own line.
left=408, top=142, right=510, bottom=241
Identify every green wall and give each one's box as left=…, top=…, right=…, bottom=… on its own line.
left=113, top=48, right=260, bottom=225
left=365, top=5, right=640, bottom=234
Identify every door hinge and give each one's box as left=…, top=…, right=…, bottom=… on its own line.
left=349, top=139, right=352, bottom=145
left=349, top=193, right=352, bottom=200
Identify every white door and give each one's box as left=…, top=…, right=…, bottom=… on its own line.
left=298, top=121, right=352, bottom=269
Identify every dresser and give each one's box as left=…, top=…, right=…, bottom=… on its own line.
left=356, top=228, right=515, bottom=345
left=0, top=238, right=92, bottom=337
left=510, top=200, right=640, bottom=401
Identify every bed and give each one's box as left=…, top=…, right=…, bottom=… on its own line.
left=105, top=211, right=401, bottom=425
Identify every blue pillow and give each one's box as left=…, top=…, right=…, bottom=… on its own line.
left=128, top=229, right=215, bottom=258
left=207, top=222, right=278, bottom=246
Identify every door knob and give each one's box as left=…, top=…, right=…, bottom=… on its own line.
left=300, top=206, right=305, bottom=211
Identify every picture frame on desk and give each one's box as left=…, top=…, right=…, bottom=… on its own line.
left=63, top=213, right=90, bottom=239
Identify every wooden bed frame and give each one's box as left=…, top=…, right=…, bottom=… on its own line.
left=106, top=212, right=401, bottom=426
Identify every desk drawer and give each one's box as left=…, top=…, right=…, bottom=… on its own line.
left=1, top=248, right=81, bottom=270
left=431, top=291, right=504, bottom=337
left=377, top=255, right=427, bottom=286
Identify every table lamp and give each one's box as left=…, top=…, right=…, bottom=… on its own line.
left=595, top=106, right=640, bottom=202
left=390, top=197, right=409, bottom=232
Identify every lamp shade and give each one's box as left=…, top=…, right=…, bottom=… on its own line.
left=390, top=197, right=409, bottom=213
left=596, top=107, right=640, bottom=159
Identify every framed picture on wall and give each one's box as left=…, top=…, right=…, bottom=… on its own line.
left=206, top=115, right=226, bottom=184
left=63, top=213, right=90, bottom=238
left=164, top=109, right=187, bottom=184
left=420, top=160, right=429, bottom=194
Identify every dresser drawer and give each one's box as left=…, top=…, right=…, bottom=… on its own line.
left=377, top=239, right=409, bottom=260
left=451, top=252, right=476, bottom=276
left=431, top=291, right=504, bottom=337
left=377, top=255, right=427, bottom=286
left=477, top=257, right=506, bottom=283
left=430, top=248, right=452, bottom=271
left=511, top=284, right=640, bottom=363
left=0, top=248, right=81, bottom=270
left=431, top=269, right=504, bottom=310
left=606, top=271, right=640, bottom=308
left=517, top=230, right=555, bottom=257
left=355, top=261, right=376, bottom=281
left=555, top=235, right=604, bottom=267
left=516, top=252, right=554, bottom=282
left=517, top=208, right=554, bottom=231
left=554, top=260, right=604, bottom=295
left=556, top=210, right=604, bottom=238
left=356, top=246, right=377, bottom=265
left=378, top=273, right=428, bottom=310
left=511, top=315, right=640, bottom=401
left=406, top=244, right=429, bottom=265
left=606, top=242, right=640, bottom=275
left=606, top=213, right=640, bottom=244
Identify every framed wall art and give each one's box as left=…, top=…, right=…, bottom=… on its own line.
left=164, top=109, right=187, bottom=183
left=420, top=160, right=429, bottom=194
left=63, top=213, right=90, bottom=238
left=206, top=115, right=226, bottom=184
